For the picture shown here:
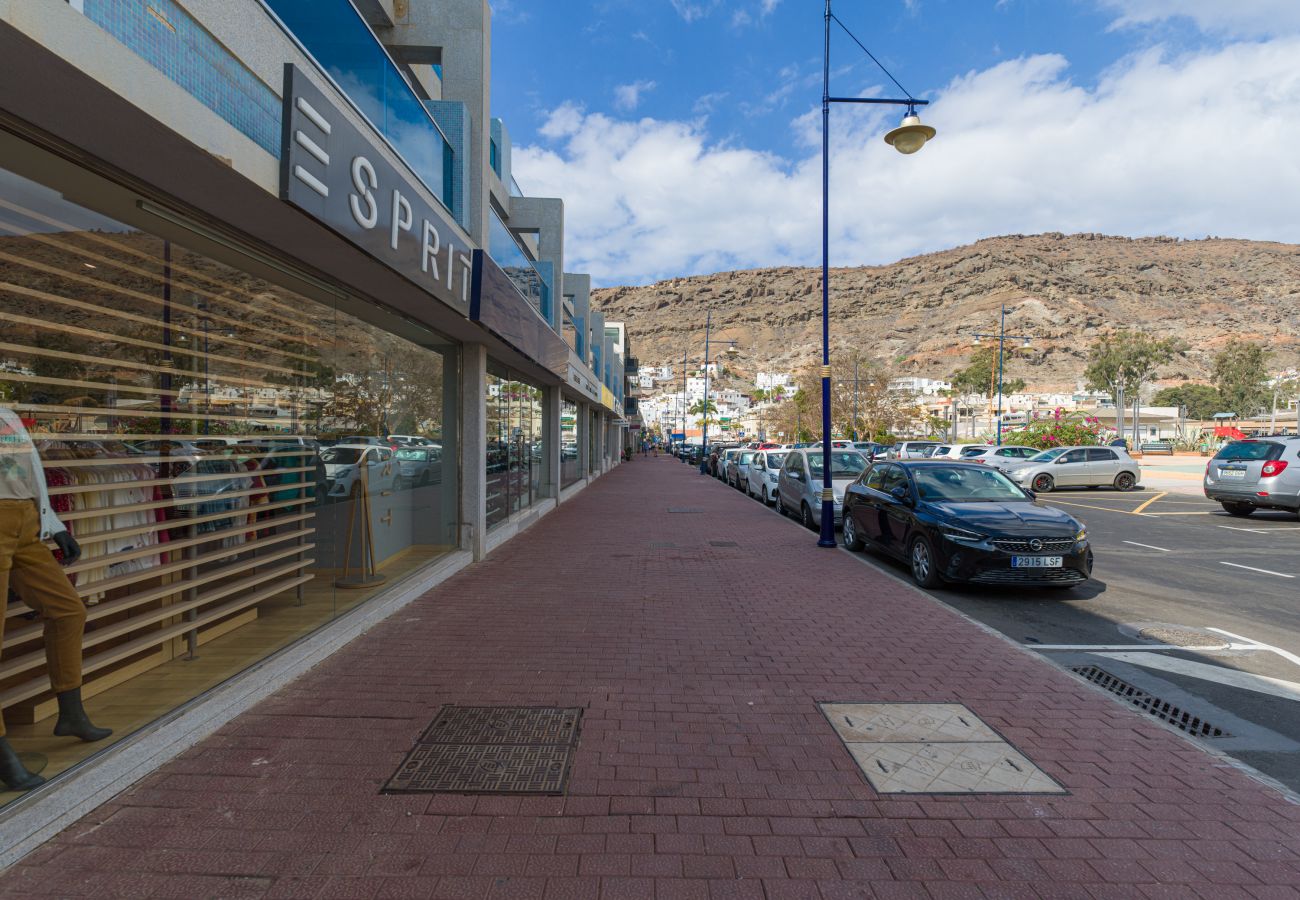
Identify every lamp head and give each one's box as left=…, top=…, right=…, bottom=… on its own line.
left=884, top=107, right=936, bottom=155
left=972, top=335, right=981, bottom=346
left=1022, top=337, right=1031, bottom=348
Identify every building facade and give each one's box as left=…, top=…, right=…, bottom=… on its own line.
left=0, top=0, right=626, bottom=824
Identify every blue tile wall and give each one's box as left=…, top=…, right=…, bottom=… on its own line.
left=80, top=0, right=282, bottom=157
left=425, top=100, right=468, bottom=230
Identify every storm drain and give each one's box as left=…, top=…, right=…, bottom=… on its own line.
left=1070, top=666, right=1229, bottom=738
left=383, top=706, right=582, bottom=795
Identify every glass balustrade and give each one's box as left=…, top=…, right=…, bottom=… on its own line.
left=489, top=209, right=549, bottom=319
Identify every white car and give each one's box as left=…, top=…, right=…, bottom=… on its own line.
left=930, top=443, right=993, bottom=460
left=745, top=449, right=787, bottom=504
left=962, top=445, right=1041, bottom=471
left=321, top=443, right=397, bottom=499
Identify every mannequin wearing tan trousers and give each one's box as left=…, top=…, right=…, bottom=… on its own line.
left=0, top=409, right=111, bottom=792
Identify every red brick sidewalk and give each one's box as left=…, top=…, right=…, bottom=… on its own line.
left=4, top=458, right=1298, bottom=899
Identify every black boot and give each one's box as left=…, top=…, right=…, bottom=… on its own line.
left=0, top=737, right=45, bottom=792
left=53, top=688, right=112, bottom=742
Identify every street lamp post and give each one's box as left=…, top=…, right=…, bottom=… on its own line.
left=971, top=305, right=1032, bottom=445
left=818, top=0, right=936, bottom=546
left=699, top=310, right=712, bottom=474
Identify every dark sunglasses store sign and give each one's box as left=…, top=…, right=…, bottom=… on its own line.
left=279, top=64, right=470, bottom=314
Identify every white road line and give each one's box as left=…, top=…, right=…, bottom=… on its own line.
left=1206, top=628, right=1300, bottom=670
left=1098, top=652, right=1300, bottom=703
left=1122, top=541, right=1171, bottom=552
left=1217, top=525, right=1269, bottom=533
left=1219, top=562, right=1295, bottom=579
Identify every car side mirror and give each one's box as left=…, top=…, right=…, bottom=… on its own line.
left=889, top=485, right=911, bottom=505
left=1055, top=458, right=1068, bottom=465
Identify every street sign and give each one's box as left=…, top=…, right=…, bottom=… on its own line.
left=670, top=432, right=686, bottom=441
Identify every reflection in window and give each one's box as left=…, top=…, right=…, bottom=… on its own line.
left=485, top=365, right=547, bottom=528
left=561, top=400, right=581, bottom=488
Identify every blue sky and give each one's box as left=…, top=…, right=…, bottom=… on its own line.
left=487, top=1, right=1300, bottom=286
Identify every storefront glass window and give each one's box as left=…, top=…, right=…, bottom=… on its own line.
left=0, top=163, right=459, bottom=806
left=561, top=400, right=580, bottom=488
left=484, top=365, right=546, bottom=529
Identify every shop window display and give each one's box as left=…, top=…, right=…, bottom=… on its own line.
left=560, top=399, right=581, bottom=488
left=485, top=366, right=546, bottom=528
left=0, top=165, right=459, bottom=800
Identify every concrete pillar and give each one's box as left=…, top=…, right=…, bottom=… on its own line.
left=576, top=400, right=590, bottom=483
left=508, top=197, right=565, bottom=331
left=543, top=383, right=561, bottom=498
left=462, top=342, right=488, bottom=559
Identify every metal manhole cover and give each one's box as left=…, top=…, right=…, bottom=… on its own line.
left=667, top=507, right=704, bottom=514
left=709, top=540, right=739, bottom=547
left=384, top=706, right=583, bottom=795
left=1070, top=666, right=1229, bottom=738
left=419, top=706, right=580, bottom=745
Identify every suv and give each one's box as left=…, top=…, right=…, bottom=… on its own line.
left=888, top=441, right=940, bottom=459
left=1204, top=437, right=1300, bottom=517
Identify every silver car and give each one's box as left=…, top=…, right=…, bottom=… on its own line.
left=714, top=448, right=738, bottom=479
left=1004, top=445, right=1140, bottom=493
left=963, top=445, right=1041, bottom=471
left=746, top=450, right=787, bottom=504
left=778, top=448, right=869, bottom=528
left=888, top=441, right=940, bottom=459
left=726, top=450, right=757, bottom=490
left=1204, top=437, right=1300, bottom=518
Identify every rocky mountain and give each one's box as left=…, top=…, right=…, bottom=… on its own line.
left=592, top=233, right=1300, bottom=390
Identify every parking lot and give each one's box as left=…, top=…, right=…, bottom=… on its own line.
left=688, top=450, right=1300, bottom=795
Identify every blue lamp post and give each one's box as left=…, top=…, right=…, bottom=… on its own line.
left=971, top=305, right=1032, bottom=445
left=818, top=0, right=937, bottom=547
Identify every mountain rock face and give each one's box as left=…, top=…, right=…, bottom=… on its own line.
left=593, top=233, right=1300, bottom=389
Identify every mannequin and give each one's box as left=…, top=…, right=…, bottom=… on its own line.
left=0, top=408, right=111, bottom=793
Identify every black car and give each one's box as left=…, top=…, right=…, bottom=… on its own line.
left=842, top=460, right=1093, bottom=589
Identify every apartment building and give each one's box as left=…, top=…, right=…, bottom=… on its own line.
left=0, top=0, right=627, bottom=830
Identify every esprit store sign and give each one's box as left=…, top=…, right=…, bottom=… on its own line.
left=279, top=65, right=470, bottom=313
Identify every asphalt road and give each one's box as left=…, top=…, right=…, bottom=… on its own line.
left=715, top=463, right=1300, bottom=796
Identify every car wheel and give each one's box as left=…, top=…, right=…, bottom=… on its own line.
left=842, top=514, right=864, bottom=551
left=909, top=536, right=942, bottom=589
left=1222, top=502, right=1255, bottom=517
left=761, top=488, right=769, bottom=505
left=1113, top=471, right=1137, bottom=491
left=801, top=502, right=816, bottom=530
left=1032, top=473, right=1054, bottom=493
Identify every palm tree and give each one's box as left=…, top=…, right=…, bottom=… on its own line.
left=688, top=398, right=718, bottom=427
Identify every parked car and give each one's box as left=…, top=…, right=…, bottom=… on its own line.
left=887, top=441, right=940, bottom=459
left=1004, top=446, right=1140, bottom=493
left=930, top=443, right=993, bottom=460
left=778, top=449, right=869, bottom=528
left=853, top=441, right=887, bottom=459
left=746, top=449, right=786, bottom=504
left=962, top=445, right=1039, bottom=470
left=727, top=449, right=757, bottom=489
left=387, top=434, right=438, bottom=448
left=321, top=443, right=397, bottom=499
left=395, top=445, right=442, bottom=488
left=842, top=460, right=1093, bottom=589
left=1204, top=437, right=1300, bottom=517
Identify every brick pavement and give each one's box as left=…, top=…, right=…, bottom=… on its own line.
left=3, top=456, right=1298, bottom=899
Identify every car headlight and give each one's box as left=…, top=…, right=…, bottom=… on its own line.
left=1075, top=528, right=1087, bottom=543
left=939, top=525, right=985, bottom=544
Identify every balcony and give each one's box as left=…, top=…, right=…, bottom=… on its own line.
left=264, top=0, right=454, bottom=209
left=489, top=209, right=549, bottom=320
left=625, top=356, right=639, bottom=376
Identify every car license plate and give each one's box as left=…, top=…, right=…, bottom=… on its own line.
left=1219, top=468, right=1246, bottom=479
left=1011, top=556, right=1063, bottom=568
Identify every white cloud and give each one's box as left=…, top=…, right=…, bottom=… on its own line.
left=1097, top=0, right=1300, bottom=36
left=515, top=37, right=1300, bottom=286
left=668, top=0, right=718, bottom=23
left=613, top=79, right=658, bottom=112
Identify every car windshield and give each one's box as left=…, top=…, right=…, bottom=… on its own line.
left=1215, top=441, right=1283, bottom=461
left=321, top=448, right=362, bottom=465
left=807, top=451, right=867, bottom=478
left=913, top=465, right=1030, bottom=502
left=959, top=446, right=988, bottom=458
left=1029, top=448, right=1068, bottom=462
left=395, top=449, right=427, bottom=461
left=739, top=452, right=755, bottom=464
left=766, top=452, right=786, bottom=468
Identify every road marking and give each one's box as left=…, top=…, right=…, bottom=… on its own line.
left=1206, top=628, right=1300, bottom=670
left=1217, top=525, right=1270, bottom=533
left=1032, top=642, right=1226, bottom=651
left=1142, top=511, right=1216, bottom=516
left=1045, top=499, right=1155, bottom=516
left=1131, top=492, right=1168, bottom=515
left=1219, top=562, right=1295, bottom=579
left=1122, top=541, right=1170, bottom=552
left=1098, top=652, right=1300, bottom=703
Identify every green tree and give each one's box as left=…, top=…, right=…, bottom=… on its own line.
left=951, top=346, right=1026, bottom=398
left=1212, top=340, right=1272, bottom=417
left=1084, top=331, right=1185, bottom=409
left=688, top=398, right=718, bottom=426
left=1152, top=383, right=1222, bottom=420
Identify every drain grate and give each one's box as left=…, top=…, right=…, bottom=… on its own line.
left=709, top=540, right=738, bottom=547
left=1071, top=666, right=1229, bottom=738
left=384, top=706, right=582, bottom=795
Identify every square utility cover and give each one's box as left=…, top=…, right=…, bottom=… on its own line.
left=820, top=702, right=1065, bottom=795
